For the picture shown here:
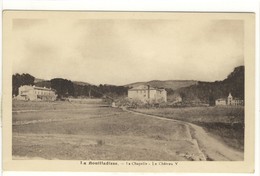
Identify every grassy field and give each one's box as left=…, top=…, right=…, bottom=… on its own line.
left=12, top=100, right=204, bottom=161
left=12, top=99, right=106, bottom=111
left=135, top=106, right=244, bottom=151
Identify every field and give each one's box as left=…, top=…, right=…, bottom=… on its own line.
left=13, top=100, right=205, bottom=161
left=12, top=100, right=244, bottom=161
left=134, top=106, right=244, bottom=151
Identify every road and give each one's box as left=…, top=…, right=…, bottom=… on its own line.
left=123, top=108, right=244, bottom=161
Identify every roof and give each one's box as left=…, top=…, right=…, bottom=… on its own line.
left=33, top=86, right=53, bottom=91
left=20, top=85, right=55, bottom=91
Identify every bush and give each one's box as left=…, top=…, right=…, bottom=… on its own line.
left=96, top=139, right=105, bottom=146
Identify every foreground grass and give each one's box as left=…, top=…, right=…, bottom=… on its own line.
left=13, top=101, right=202, bottom=160
left=12, top=100, right=106, bottom=111
left=135, top=106, right=244, bottom=151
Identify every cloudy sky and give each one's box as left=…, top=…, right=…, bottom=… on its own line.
left=11, top=15, right=244, bottom=85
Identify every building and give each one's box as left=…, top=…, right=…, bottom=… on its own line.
left=215, top=93, right=243, bottom=106
left=215, top=98, right=227, bottom=106
left=228, top=97, right=244, bottom=106
left=128, top=85, right=167, bottom=103
left=227, top=93, right=244, bottom=106
left=16, top=85, right=57, bottom=101
left=170, top=93, right=182, bottom=104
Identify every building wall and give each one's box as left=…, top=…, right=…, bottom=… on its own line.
left=231, top=100, right=244, bottom=106
left=128, top=89, right=157, bottom=102
left=18, top=85, right=37, bottom=100
left=128, top=88, right=167, bottom=103
left=227, top=97, right=232, bottom=105
left=215, top=99, right=226, bottom=106
left=16, top=85, right=56, bottom=101
left=156, top=90, right=167, bottom=102
left=149, top=90, right=157, bottom=101
left=215, top=94, right=243, bottom=106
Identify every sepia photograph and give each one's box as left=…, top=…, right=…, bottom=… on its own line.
left=2, top=11, right=255, bottom=172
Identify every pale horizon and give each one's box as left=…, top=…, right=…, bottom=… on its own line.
left=12, top=14, right=244, bottom=85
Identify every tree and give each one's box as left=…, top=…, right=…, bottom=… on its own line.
left=12, top=73, right=35, bottom=96
left=50, top=78, right=74, bottom=98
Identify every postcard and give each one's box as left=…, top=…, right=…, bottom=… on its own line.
left=2, top=11, right=255, bottom=172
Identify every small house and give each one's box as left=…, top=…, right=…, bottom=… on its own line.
left=215, top=98, right=227, bottom=106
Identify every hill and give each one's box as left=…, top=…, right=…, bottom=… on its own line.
left=125, top=80, right=198, bottom=90
left=34, top=79, right=92, bottom=88
left=33, top=78, right=127, bottom=99
left=174, top=66, right=244, bottom=104
left=72, top=81, right=92, bottom=86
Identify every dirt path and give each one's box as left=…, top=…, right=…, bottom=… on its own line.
left=188, top=123, right=244, bottom=161
left=123, top=108, right=244, bottom=161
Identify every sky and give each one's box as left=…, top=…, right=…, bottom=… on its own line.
left=11, top=15, right=244, bottom=85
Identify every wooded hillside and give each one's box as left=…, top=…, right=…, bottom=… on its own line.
left=174, top=66, right=244, bottom=104
left=12, top=74, right=128, bottom=99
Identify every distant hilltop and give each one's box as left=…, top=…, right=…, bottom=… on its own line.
left=34, top=77, right=198, bottom=91
left=33, top=79, right=91, bottom=88
left=125, top=80, right=198, bottom=91
left=71, top=81, right=91, bottom=86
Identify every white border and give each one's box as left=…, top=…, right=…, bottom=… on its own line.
left=1, top=0, right=259, bottom=176
left=1, top=0, right=259, bottom=12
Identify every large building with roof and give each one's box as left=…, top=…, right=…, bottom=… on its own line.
left=128, top=85, right=167, bottom=103
left=15, top=85, right=57, bottom=101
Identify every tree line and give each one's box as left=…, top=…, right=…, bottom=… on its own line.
left=12, top=74, right=128, bottom=99
left=12, top=73, right=35, bottom=96
left=173, top=66, right=244, bottom=105
left=12, top=65, right=244, bottom=104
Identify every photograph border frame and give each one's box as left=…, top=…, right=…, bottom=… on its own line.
left=2, top=10, right=256, bottom=173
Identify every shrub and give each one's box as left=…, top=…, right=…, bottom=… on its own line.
left=96, top=139, right=105, bottom=146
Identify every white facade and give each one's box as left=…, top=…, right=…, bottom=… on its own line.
left=16, top=85, right=57, bottom=101
left=215, top=93, right=243, bottom=106
left=227, top=93, right=233, bottom=105
left=215, top=98, right=226, bottom=106
left=128, top=85, right=167, bottom=103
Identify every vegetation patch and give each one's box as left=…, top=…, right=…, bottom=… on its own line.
left=135, top=106, right=244, bottom=151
